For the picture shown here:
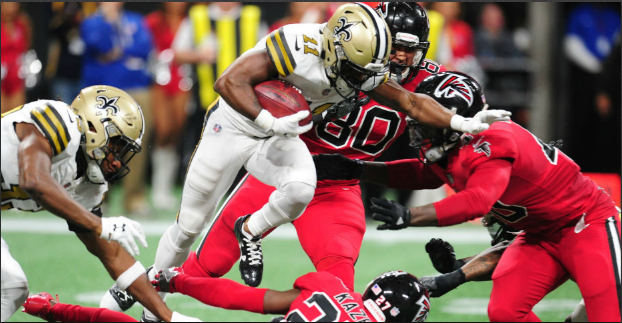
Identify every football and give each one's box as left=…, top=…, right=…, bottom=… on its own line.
left=254, top=80, right=312, bottom=126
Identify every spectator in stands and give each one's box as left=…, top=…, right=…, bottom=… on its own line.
left=269, top=2, right=326, bottom=32
left=172, top=2, right=268, bottom=193
left=474, top=3, right=522, bottom=58
left=1, top=2, right=31, bottom=113
left=431, top=2, right=484, bottom=83
left=80, top=2, right=154, bottom=216
left=416, top=2, right=451, bottom=64
left=145, top=2, right=192, bottom=210
left=47, top=2, right=97, bottom=103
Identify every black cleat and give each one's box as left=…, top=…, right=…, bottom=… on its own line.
left=108, top=284, right=137, bottom=311
left=234, top=214, right=264, bottom=287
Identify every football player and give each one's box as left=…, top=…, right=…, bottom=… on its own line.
left=0, top=86, right=197, bottom=322
left=313, top=71, right=622, bottom=322
left=102, top=3, right=510, bottom=320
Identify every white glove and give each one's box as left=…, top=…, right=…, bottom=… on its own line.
left=450, top=109, right=512, bottom=134
left=254, top=109, right=313, bottom=138
left=100, top=216, right=148, bottom=256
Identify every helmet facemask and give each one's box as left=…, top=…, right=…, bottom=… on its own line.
left=407, top=118, right=460, bottom=164
left=389, top=33, right=429, bottom=84
left=329, top=41, right=389, bottom=98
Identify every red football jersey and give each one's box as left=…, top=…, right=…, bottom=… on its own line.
left=285, top=272, right=381, bottom=322
left=430, top=121, right=618, bottom=233
left=303, top=59, right=446, bottom=188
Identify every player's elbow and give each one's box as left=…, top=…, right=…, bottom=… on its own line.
left=465, top=189, right=497, bottom=220
left=18, top=169, right=47, bottom=197
left=214, top=73, right=233, bottom=96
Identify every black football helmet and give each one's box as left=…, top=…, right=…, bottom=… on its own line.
left=408, top=71, right=488, bottom=164
left=376, top=2, right=430, bottom=84
left=362, top=271, right=431, bottom=322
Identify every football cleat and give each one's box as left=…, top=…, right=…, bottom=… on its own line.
left=107, top=284, right=137, bottom=312
left=22, top=292, right=58, bottom=321
left=152, top=267, right=184, bottom=293
left=140, top=310, right=163, bottom=322
left=234, top=214, right=264, bottom=287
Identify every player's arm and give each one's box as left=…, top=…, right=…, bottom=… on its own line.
left=371, top=158, right=512, bottom=229
left=420, top=240, right=510, bottom=298
left=156, top=272, right=300, bottom=315
left=214, top=50, right=277, bottom=121
left=367, top=79, right=511, bottom=135
left=313, top=154, right=444, bottom=190
left=15, top=123, right=102, bottom=234
left=214, top=49, right=311, bottom=137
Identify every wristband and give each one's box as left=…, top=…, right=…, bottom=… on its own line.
left=449, top=114, right=466, bottom=132
left=254, top=109, right=275, bottom=131
left=353, top=160, right=365, bottom=179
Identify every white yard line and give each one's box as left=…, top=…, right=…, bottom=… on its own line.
left=1, top=217, right=492, bottom=243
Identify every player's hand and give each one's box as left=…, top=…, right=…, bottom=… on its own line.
left=100, top=216, right=148, bottom=256
left=370, top=197, right=411, bottom=230
left=452, top=110, right=511, bottom=134
left=425, top=238, right=462, bottom=274
left=270, top=111, right=313, bottom=138
left=312, top=154, right=364, bottom=181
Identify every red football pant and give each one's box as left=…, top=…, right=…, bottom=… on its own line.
left=51, top=303, right=137, bottom=322
left=488, top=215, right=621, bottom=322
left=182, top=175, right=366, bottom=290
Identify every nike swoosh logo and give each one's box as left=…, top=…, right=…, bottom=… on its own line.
left=67, top=111, right=75, bottom=123
left=574, top=213, right=590, bottom=233
left=295, top=37, right=301, bottom=51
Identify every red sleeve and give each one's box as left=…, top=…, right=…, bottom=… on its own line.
left=175, top=275, right=269, bottom=314
left=434, top=158, right=511, bottom=226
left=385, top=158, right=445, bottom=190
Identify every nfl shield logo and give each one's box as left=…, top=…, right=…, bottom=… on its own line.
left=213, top=124, right=222, bottom=133
left=390, top=307, right=400, bottom=317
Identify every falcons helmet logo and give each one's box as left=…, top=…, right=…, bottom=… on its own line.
left=433, top=73, right=474, bottom=107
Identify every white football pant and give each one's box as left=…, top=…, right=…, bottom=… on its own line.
left=1, top=237, right=29, bottom=322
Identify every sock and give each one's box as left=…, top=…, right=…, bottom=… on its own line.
left=51, top=303, right=138, bottom=322
left=175, top=275, right=268, bottom=314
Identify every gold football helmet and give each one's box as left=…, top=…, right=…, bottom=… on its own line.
left=323, top=2, right=391, bottom=97
left=71, top=85, right=144, bottom=184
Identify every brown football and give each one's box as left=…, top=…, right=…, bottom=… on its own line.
left=254, top=80, right=312, bottom=126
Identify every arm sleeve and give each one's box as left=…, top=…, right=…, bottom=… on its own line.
left=175, top=275, right=268, bottom=314
left=434, top=158, right=512, bottom=226
left=385, top=158, right=445, bottom=190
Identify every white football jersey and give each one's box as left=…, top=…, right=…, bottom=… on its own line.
left=1, top=100, right=107, bottom=212
left=219, top=23, right=354, bottom=137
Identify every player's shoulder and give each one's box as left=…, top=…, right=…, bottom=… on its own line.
left=294, top=272, right=341, bottom=290
left=459, top=121, right=518, bottom=163
left=23, top=100, right=81, bottom=157
left=409, top=59, right=446, bottom=89
left=265, top=23, right=325, bottom=77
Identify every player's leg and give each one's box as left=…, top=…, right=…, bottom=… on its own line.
left=293, top=186, right=366, bottom=291
left=1, top=237, right=29, bottom=322
left=23, top=292, right=139, bottom=322
left=237, top=136, right=316, bottom=286
left=75, top=231, right=175, bottom=322
left=560, top=214, right=621, bottom=322
left=488, top=234, right=569, bottom=322
left=184, top=175, right=276, bottom=278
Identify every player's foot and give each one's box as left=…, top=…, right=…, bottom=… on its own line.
left=152, top=267, right=184, bottom=293
left=140, top=310, right=163, bottom=322
left=22, top=292, right=58, bottom=321
left=234, top=214, right=264, bottom=287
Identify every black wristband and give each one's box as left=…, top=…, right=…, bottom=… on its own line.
left=453, top=258, right=467, bottom=271
left=434, top=269, right=466, bottom=296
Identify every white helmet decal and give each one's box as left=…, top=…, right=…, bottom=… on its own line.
left=434, top=73, right=474, bottom=107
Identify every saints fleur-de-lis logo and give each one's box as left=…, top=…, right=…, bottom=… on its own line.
left=95, top=96, right=120, bottom=116
left=333, top=17, right=358, bottom=42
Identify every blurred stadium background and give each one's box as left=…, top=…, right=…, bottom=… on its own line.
left=1, top=1, right=620, bottom=322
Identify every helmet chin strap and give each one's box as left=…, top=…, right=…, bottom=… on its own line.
left=424, top=141, right=458, bottom=163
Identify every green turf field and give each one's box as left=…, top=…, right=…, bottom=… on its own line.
left=1, top=187, right=582, bottom=322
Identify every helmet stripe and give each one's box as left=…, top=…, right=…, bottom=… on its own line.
left=356, top=2, right=389, bottom=65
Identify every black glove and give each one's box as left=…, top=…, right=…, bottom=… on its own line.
left=419, top=269, right=465, bottom=298
left=370, top=197, right=411, bottom=230
left=425, top=238, right=465, bottom=274
left=317, top=95, right=371, bottom=123
left=312, top=153, right=364, bottom=181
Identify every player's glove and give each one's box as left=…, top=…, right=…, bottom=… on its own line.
left=312, top=154, right=365, bottom=181
left=425, top=238, right=465, bottom=274
left=319, top=95, right=371, bottom=123
left=370, top=197, right=411, bottom=230
left=254, top=109, right=313, bottom=138
left=450, top=109, right=511, bottom=134
left=419, top=269, right=465, bottom=298
left=100, top=216, right=148, bottom=257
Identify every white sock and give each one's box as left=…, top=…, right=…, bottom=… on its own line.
left=171, top=311, right=203, bottom=322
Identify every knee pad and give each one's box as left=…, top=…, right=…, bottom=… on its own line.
left=280, top=181, right=315, bottom=215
